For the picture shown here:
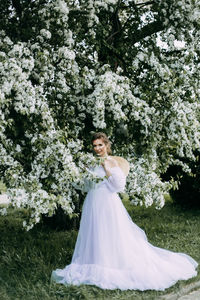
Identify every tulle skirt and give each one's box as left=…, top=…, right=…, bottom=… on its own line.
left=51, top=186, right=198, bottom=290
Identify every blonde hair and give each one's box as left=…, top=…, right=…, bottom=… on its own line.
left=91, top=132, right=112, bottom=154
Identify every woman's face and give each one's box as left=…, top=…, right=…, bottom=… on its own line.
left=92, top=138, right=108, bottom=157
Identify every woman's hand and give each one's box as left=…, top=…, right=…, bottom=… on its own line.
left=102, top=157, right=118, bottom=177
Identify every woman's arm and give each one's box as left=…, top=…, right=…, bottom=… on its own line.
left=101, top=157, right=118, bottom=177
left=102, top=157, right=126, bottom=193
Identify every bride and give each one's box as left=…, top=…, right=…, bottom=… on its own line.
left=51, top=132, right=198, bottom=291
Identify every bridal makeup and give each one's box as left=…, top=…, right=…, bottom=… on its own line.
left=92, top=138, right=108, bottom=157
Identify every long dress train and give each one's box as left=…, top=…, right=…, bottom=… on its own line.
left=51, top=165, right=198, bottom=291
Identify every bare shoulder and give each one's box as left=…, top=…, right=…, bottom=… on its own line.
left=110, top=156, right=130, bottom=176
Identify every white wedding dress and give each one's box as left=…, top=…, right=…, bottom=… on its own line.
left=51, top=165, right=198, bottom=291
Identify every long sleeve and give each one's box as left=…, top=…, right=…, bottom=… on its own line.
left=105, top=166, right=126, bottom=193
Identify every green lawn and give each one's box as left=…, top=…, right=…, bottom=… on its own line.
left=0, top=202, right=199, bottom=300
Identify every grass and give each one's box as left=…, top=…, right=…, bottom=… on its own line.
left=0, top=180, right=7, bottom=193
left=0, top=201, right=200, bottom=300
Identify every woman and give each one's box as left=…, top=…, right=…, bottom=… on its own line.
left=51, top=132, right=198, bottom=290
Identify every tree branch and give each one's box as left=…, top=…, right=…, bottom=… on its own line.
left=106, top=30, right=121, bottom=42
left=135, top=1, right=155, bottom=7
left=11, top=0, right=22, bottom=16
left=101, top=40, right=127, bottom=72
left=127, top=20, right=165, bottom=44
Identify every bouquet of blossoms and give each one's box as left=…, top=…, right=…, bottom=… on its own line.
left=73, top=153, right=107, bottom=193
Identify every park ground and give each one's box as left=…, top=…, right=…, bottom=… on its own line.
left=0, top=196, right=200, bottom=300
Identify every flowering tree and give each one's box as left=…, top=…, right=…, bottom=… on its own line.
left=0, top=0, right=200, bottom=229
